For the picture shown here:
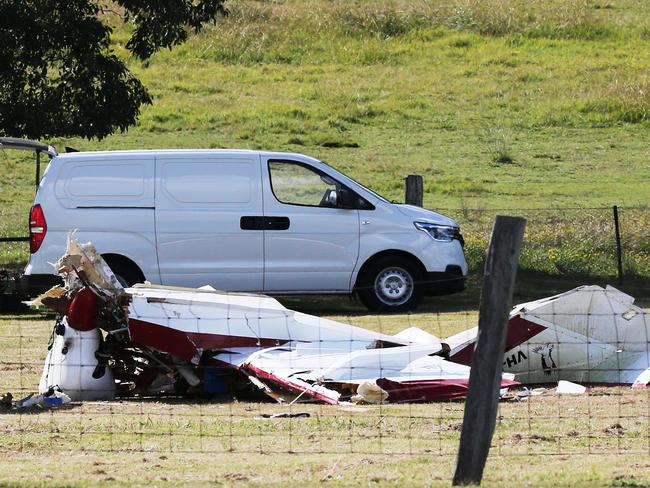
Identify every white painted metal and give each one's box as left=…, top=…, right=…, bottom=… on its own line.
left=39, top=320, right=115, bottom=401
left=126, top=284, right=402, bottom=346
left=447, top=285, right=650, bottom=386
left=261, top=156, right=360, bottom=292
left=25, top=149, right=468, bottom=299
left=154, top=154, right=264, bottom=290
left=27, top=152, right=158, bottom=282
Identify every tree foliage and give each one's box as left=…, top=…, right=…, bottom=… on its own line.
left=0, top=0, right=226, bottom=140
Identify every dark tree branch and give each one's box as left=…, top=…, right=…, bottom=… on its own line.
left=0, top=0, right=226, bottom=139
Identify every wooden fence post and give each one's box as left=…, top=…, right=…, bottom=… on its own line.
left=613, top=205, right=624, bottom=285
left=452, top=215, right=526, bottom=486
left=405, top=175, right=423, bottom=207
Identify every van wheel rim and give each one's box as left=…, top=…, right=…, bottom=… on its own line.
left=374, top=266, right=413, bottom=306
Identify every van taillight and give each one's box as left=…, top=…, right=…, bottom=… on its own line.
left=29, top=204, right=47, bottom=253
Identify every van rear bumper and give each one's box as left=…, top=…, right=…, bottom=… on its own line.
left=424, top=266, right=466, bottom=296
left=19, top=273, right=63, bottom=298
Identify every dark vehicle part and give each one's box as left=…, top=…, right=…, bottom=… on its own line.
left=101, top=254, right=145, bottom=287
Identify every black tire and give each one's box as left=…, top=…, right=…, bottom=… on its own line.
left=357, top=256, right=424, bottom=313
left=102, top=255, right=145, bottom=287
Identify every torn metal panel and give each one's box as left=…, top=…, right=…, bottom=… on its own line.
left=392, top=326, right=441, bottom=345
left=237, top=344, right=516, bottom=404
left=446, top=285, right=650, bottom=387
left=556, top=380, right=588, bottom=394
left=126, top=284, right=403, bottom=349
left=39, top=319, right=116, bottom=401
left=632, top=367, right=650, bottom=388
left=244, top=362, right=341, bottom=404
left=30, top=236, right=519, bottom=404
left=48, top=232, right=124, bottom=296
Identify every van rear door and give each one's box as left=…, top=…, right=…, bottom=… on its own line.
left=48, top=154, right=158, bottom=282
left=155, top=153, right=264, bottom=291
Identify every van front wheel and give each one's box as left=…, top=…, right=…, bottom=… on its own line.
left=358, top=256, right=424, bottom=313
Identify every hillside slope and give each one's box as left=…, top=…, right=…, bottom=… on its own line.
left=1, top=0, right=648, bottom=293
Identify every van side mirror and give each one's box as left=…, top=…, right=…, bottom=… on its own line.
left=337, top=188, right=355, bottom=209
left=325, top=189, right=337, bottom=207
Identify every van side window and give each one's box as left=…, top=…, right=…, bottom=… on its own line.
left=269, top=161, right=339, bottom=207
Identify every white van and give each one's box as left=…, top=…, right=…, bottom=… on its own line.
left=24, top=148, right=468, bottom=311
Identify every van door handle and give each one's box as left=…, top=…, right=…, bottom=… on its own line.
left=240, top=216, right=264, bottom=230
left=265, top=216, right=290, bottom=230
left=240, top=216, right=290, bottom=230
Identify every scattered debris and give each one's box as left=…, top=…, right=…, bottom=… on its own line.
left=259, top=412, right=310, bottom=419
left=446, top=285, right=650, bottom=387
left=30, top=235, right=517, bottom=405
left=556, top=380, right=588, bottom=395
left=0, top=392, right=13, bottom=410
left=603, top=423, right=625, bottom=436
left=1, top=387, right=71, bottom=411
left=30, top=237, right=646, bottom=406
left=351, top=381, right=389, bottom=404
left=514, top=387, right=547, bottom=399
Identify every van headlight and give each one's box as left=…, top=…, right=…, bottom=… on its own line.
left=414, top=222, right=463, bottom=245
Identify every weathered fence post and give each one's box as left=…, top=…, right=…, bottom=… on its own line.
left=452, top=215, right=526, bottom=486
left=613, top=205, right=624, bottom=285
left=405, top=174, right=423, bottom=207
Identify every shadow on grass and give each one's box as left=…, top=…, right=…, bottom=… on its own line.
left=282, top=268, right=650, bottom=315
left=1, top=269, right=647, bottom=318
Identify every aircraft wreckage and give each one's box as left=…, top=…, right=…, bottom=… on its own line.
left=30, top=237, right=648, bottom=404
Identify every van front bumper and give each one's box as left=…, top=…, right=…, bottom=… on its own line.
left=424, top=265, right=466, bottom=296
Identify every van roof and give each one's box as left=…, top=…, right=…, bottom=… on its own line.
left=54, top=148, right=317, bottom=161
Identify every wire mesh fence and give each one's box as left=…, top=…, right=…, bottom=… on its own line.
left=0, top=207, right=28, bottom=275
left=0, top=294, right=650, bottom=456
left=2, top=204, right=648, bottom=284
left=0, top=207, right=648, bottom=484
left=448, top=205, right=650, bottom=281
left=1, top=306, right=647, bottom=456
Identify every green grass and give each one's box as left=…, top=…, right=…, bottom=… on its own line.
left=0, top=312, right=649, bottom=486
left=1, top=4, right=650, bottom=483
left=1, top=0, right=649, bottom=300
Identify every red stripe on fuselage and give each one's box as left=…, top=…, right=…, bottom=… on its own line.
left=376, top=378, right=520, bottom=402
left=243, top=362, right=340, bottom=404
left=128, top=318, right=285, bottom=361
left=450, top=315, right=546, bottom=366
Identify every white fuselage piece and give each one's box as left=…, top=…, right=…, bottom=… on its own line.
left=448, top=285, right=650, bottom=386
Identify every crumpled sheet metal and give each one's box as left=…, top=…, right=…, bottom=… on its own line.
left=54, top=231, right=124, bottom=295
left=127, top=284, right=516, bottom=403
left=31, top=236, right=520, bottom=405
left=445, top=285, right=650, bottom=388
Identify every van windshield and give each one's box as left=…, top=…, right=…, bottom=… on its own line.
left=318, top=160, right=391, bottom=203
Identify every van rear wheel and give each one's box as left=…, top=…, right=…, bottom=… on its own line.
left=102, top=255, right=145, bottom=287
left=358, top=256, right=424, bottom=313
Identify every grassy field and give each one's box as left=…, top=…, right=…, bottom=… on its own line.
left=1, top=4, right=650, bottom=483
left=0, top=311, right=649, bottom=486
left=1, top=0, right=649, bottom=299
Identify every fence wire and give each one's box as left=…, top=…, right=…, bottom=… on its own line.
left=0, top=295, right=648, bottom=457
left=0, top=207, right=649, bottom=485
